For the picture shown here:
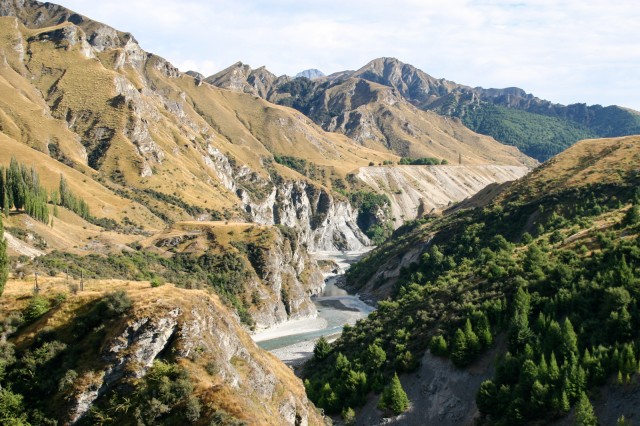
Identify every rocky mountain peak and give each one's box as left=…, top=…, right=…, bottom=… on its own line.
left=295, top=68, right=325, bottom=80
left=0, top=0, right=136, bottom=51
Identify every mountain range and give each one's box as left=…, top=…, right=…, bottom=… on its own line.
left=206, top=57, right=640, bottom=161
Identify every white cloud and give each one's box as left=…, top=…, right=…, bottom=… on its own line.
left=58, top=0, right=640, bottom=110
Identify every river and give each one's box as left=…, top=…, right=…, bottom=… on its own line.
left=251, top=250, right=375, bottom=366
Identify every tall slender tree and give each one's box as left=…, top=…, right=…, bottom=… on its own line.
left=0, top=216, right=8, bottom=297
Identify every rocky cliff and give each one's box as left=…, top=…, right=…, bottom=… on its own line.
left=143, top=222, right=326, bottom=330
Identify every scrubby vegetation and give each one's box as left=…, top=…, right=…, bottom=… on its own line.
left=0, top=289, right=133, bottom=425
left=35, top=248, right=256, bottom=327
left=398, top=157, right=447, bottom=166
left=348, top=191, right=393, bottom=245
left=304, top=145, right=640, bottom=423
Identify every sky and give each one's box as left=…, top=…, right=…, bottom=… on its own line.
left=59, top=0, right=640, bottom=110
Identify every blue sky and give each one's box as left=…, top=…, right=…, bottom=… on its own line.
left=60, top=0, right=640, bottom=110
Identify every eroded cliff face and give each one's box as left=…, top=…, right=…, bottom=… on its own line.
left=244, top=179, right=370, bottom=252
left=145, top=222, right=326, bottom=330
left=244, top=225, right=326, bottom=329
left=357, top=165, right=531, bottom=227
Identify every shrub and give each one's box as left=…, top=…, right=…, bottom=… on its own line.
left=99, top=291, right=132, bottom=318
left=24, top=295, right=51, bottom=322
left=150, top=276, right=164, bottom=288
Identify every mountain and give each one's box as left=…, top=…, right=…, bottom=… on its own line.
left=303, top=135, right=640, bottom=424
left=205, top=61, right=288, bottom=99
left=340, top=57, right=640, bottom=161
left=5, top=0, right=624, bottom=424
left=210, top=57, right=640, bottom=162
left=207, top=62, right=536, bottom=167
left=295, top=69, right=325, bottom=80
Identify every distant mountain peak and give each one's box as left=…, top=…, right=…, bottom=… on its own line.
left=295, top=69, right=325, bottom=80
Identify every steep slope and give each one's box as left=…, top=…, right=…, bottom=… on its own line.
left=0, top=277, right=324, bottom=425
left=303, top=136, right=640, bottom=424
left=207, top=62, right=536, bottom=168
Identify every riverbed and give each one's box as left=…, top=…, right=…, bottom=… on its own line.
left=252, top=250, right=375, bottom=366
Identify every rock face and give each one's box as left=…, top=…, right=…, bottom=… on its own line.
left=251, top=180, right=370, bottom=252
left=205, top=61, right=289, bottom=98
left=247, top=226, right=326, bottom=329
left=69, top=308, right=181, bottom=423
left=357, top=165, right=530, bottom=227
left=65, top=286, right=323, bottom=425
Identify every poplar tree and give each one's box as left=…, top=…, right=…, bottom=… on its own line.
left=0, top=217, right=8, bottom=297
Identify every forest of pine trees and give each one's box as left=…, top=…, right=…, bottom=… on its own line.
left=305, top=176, right=640, bottom=422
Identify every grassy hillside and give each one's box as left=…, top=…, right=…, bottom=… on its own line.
left=0, top=11, right=401, bottom=232
left=303, top=136, right=640, bottom=424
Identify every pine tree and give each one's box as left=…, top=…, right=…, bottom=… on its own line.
left=574, top=392, right=598, bottom=426
left=548, top=352, right=561, bottom=383
left=365, top=343, right=387, bottom=370
left=313, top=336, right=331, bottom=361
left=7, top=158, right=24, bottom=210
left=378, top=373, right=409, bottom=415
left=561, top=318, right=579, bottom=358
left=464, top=318, right=481, bottom=355
left=0, top=217, right=8, bottom=297
left=451, top=328, right=469, bottom=366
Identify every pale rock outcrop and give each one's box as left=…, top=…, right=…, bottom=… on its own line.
left=69, top=308, right=181, bottom=423
left=357, top=165, right=530, bottom=227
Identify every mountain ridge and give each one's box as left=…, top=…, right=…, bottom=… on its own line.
left=208, top=56, right=640, bottom=161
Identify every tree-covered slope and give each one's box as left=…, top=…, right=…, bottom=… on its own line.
left=302, top=136, right=640, bottom=424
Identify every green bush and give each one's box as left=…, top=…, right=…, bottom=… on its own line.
left=24, top=295, right=51, bottom=322
left=99, top=291, right=132, bottom=317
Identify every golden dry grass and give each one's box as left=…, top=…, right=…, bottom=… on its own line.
left=502, top=136, right=640, bottom=203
